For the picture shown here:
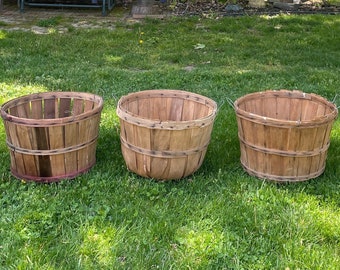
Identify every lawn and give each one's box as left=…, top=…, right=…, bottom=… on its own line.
left=0, top=12, right=340, bottom=269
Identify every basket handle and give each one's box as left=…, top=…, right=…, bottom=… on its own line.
left=215, top=97, right=235, bottom=112
left=112, top=94, right=119, bottom=106
left=212, top=97, right=236, bottom=122
left=226, top=97, right=235, bottom=110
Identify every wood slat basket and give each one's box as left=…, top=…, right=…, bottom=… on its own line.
left=234, top=90, right=338, bottom=182
left=0, top=92, right=103, bottom=183
left=116, top=90, right=217, bottom=180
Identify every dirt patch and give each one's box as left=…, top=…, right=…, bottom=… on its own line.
left=171, top=1, right=340, bottom=17
left=0, top=2, right=135, bottom=32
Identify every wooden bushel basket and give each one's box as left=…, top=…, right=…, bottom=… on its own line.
left=0, top=92, right=103, bottom=183
left=116, top=90, right=217, bottom=180
left=234, top=90, right=338, bottom=182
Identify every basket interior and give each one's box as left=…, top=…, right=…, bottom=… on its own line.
left=123, top=96, right=215, bottom=122
left=238, top=95, right=335, bottom=122
left=5, top=97, right=97, bottom=120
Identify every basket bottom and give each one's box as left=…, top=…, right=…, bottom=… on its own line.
left=121, top=145, right=207, bottom=180
left=241, top=160, right=325, bottom=183
left=10, top=161, right=96, bottom=183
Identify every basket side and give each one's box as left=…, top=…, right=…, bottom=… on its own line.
left=117, top=90, right=217, bottom=180
left=235, top=90, right=338, bottom=182
left=1, top=92, right=103, bottom=182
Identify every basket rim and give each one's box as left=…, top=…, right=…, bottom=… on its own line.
left=0, top=91, right=104, bottom=126
left=116, top=89, right=218, bottom=129
left=234, top=89, right=338, bottom=127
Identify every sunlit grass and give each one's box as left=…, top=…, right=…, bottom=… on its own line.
left=0, top=83, right=47, bottom=104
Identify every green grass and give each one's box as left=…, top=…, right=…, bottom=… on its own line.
left=0, top=14, right=340, bottom=269
left=36, top=16, right=64, bottom=28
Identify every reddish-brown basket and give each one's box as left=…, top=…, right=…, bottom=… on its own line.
left=1, top=92, right=103, bottom=182
left=116, top=90, right=217, bottom=180
left=234, top=90, right=338, bottom=182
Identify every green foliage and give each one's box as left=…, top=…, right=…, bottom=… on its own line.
left=0, top=14, right=340, bottom=269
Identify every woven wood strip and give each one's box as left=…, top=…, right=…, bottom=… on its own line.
left=238, top=135, right=330, bottom=157
left=6, top=136, right=98, bottom=155
left=120, top=136, right=209, bottom=158
left=241, top=161, right=325, bottom=182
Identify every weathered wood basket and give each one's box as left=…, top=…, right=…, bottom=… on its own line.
left=0, top=92, right=103, bottom=183
left=234, top=90, right=338, bottom=182
left=116, top=90, right=217, bottom=180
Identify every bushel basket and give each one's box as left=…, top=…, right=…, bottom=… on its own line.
left=116, top=90, right=217, bottom=180
left=234, top=90, right=338, bottom=182
left=1, top=92, right=103, bottom=182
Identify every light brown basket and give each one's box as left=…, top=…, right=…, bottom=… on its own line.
left=0, top=92, right=103, bottom=182
left=234, top=90, right=338, bottom=182
left=116, top=90, right=217, bottom=180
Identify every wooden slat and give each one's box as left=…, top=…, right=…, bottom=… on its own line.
left=184, top=127, right=203, bottom=177
left=73, top=98, right=84, bottom=116
left=127, top=100, right=139, bottom=116
left=49, top=125, right=65, bottom=176
left=263, top=96, right=277, bottom=118
left=59, top=98, right=71, bottom=118
left=9, top=106, right=18, bottom=117
left=77, top=119, right=89, bottom=171
left=304, top=100, right=318, bottom=121
left=16, top=102, right=30, bottom=119
left=138, top=98, right=150, bottom=119
left=84, top=100, right=94, bottom=113
left=31, top=100, right=43, bottom=119
left=152, top=97, right=168, bottom=121
left=149, top=129, right=170, bottom=179
left=44, top=98, right=56, bottom=119
left=16, top=125, right=37, bottom=176
left=134, top=125, right=151, bottom=176
left=286, top=127, right=299, bottom=152
left=169, top=97, right=184, bottom=121
left=316, top=103, right=327, bottom=118
left=5, top=123, right=26, bottom=176
left=288, top=98, right=302, bottom=121
left=120, top=121, right=137, bottom=172
left=193, top=102, right=208, bottom=120
left=182, top=99, right=195, bottom=121
left=167, top=129, right=189, bottom=179
left=87, top=141, right=97, bottom=168
left=36, top=127, right=52, bottom=177
left=277, top=97, right=290, bottom=120
left=64, top=122, right=78, bottom=174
